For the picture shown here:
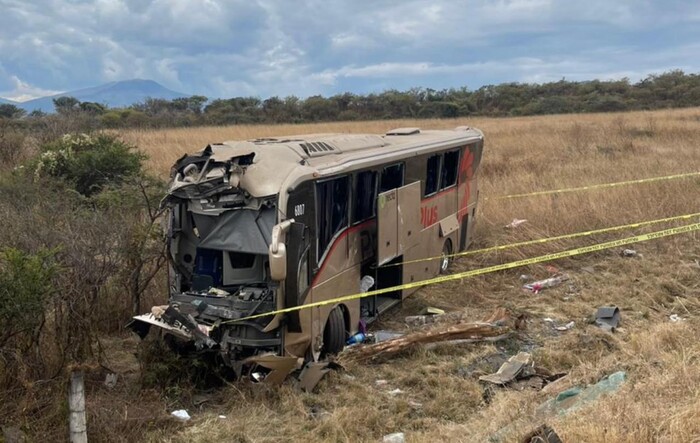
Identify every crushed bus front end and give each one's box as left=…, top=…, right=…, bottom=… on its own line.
left=128, top=144, right=295, bottom=379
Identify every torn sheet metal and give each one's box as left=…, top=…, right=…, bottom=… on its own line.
left=243, top=353, right=300, bottom=385
left=479, top=352, right=533, bottom=385
left=297, top=361, right=331, bottom=392
left=130, top=313, right=193, bottom=341
left=595, top=306, right=620, bottom=332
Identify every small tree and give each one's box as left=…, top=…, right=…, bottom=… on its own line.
left=0, top=104, right=26, bottom=119
left=53, top=96, right=80, bottom=114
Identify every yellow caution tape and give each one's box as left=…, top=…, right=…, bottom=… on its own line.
left=380, top=211, right=700, bottom=268
left=224, top=221, right=700, bottom=323
left=494, top=171, right=700, bottom=200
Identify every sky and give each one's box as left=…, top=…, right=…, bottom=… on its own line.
left=1, top=0, right=699, bottom=102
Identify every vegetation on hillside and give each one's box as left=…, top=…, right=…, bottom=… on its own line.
left=1, top=70, right=699, bottom=130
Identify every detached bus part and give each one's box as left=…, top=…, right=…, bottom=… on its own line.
left=129, top=127, right=484, bottom=380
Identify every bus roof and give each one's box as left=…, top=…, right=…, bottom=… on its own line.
left=186, top=127, right=483, bottom=198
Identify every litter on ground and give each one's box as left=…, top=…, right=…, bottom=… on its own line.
left=523, top=274, right=569, bottom=293
left=595, top=306, right=621, bottom=332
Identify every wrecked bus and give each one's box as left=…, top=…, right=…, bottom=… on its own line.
left=130, top=126, right=483, bottom=378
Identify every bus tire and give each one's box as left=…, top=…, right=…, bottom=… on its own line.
left=440, top=239, right=453, bottom=274
left=323, top=307, right=346, bottom=355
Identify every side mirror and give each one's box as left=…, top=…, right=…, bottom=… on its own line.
left=269, top=219, right=294, bottom=281
left=269, top=242, right=287, bottom=281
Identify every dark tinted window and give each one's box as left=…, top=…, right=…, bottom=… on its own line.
left=440, top=150, right=460, bottom=190
left=424, top=154, right=441, bottom=196
left=353, top=170, right=377, bottom=223
left=380, top=163, right=404, bottom=192
left=228, top=251, right=256, bottom=269
left=316, top=176, right=349, bottom=258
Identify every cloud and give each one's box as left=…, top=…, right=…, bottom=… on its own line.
left=0, top=0, right=699, bottom=100
left=1, top=75, right=62, bottom=102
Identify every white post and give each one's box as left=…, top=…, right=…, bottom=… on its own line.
left=69, top=371, right=88, bottom=443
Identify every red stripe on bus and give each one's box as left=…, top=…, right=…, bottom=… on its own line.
left=311, top=218, right=376, bottom=287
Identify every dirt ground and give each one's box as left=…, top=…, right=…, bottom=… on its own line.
left=78, top=108, right=700, bottom=442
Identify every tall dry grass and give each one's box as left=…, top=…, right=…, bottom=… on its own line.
left=110, top=108, right=700, bottom=442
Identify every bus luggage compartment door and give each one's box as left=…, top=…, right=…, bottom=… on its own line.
left=377, top=181, right=421, bottom=266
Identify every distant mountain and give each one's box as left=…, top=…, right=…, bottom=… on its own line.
left=0, top=97, right=18, bottom=106
left=17, top=79, right=190, bottom=113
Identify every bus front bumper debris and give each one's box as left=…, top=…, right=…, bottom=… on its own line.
left=127, top=305, right=217, bottom=349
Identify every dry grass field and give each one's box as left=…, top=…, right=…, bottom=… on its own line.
left=102, top=108, right=700, bottom=442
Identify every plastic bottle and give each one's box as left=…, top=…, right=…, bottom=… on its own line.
left=346, top=332, right=366, bottom=345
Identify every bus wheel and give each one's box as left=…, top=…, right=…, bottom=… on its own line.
left=323, top=307, right=346, bottom=355
left=440, top=239, right=452, bottom=274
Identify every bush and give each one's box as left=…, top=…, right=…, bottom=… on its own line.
left=34, top=133, right=145, bottom=196
left=0, top=248, right=57, bottom=351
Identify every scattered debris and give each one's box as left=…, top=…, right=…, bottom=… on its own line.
left=383, top=432, right=405, bottom=443
left=544, top=318, right=575, bottom=331
left=479, top=352, right=533, bottom=385
left=344, top=309, right=517, bottom=362
left=555, top=321, right=575, bottom=331
left=218, top=415, right=227, bottom=419
left=171, top=410, right=191, bottom=421
left=243, top=353, right=300, bottom=385
left=419, top=306, right=445, bottom=315
left=408, top=400, right=423, bottom=409
left=524, top=274, right=569, bottom=293
left=309, top=406, right=331, bottom=421
left=346, top=332, right=367, bottom=345
left=297, top=361, right=332, bottom=392
left=104, top=373, right=117, bottom=389
left=520, top=274, right=533, bottom=281
left=207, top=287, right=229, bottom=297
left=537, top=371, right=626, bottom=416
left=520, top=424, right=563, bottom=443
left=595, top=306, right=621, bottom=332
left=506, top=219, right=528, bottom=229
left=669, top=314, right=683, bottom=322
left=373, top=331, right=405, bottom=343
left=375, top=379, right=388, bottom=386
left=621, top=248, right=639, bottom=258
left=580, top=266, right=596, bottom=274
left=387, top=388, right=404, bottom=396
left=405, top=314, right=439, bottom=326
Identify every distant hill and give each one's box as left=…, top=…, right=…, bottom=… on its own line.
left=16, top=79, right=189, bottom=113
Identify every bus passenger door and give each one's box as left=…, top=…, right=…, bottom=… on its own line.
left=377, top=181, right=421, bottom=265
left=369, top=181, right=421, bottom=321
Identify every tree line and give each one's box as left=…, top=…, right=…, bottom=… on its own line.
left=1, top=70, right=699, bottom=129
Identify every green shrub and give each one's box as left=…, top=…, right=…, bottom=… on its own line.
left=0, top=248, right=57, bottom=349
left=34, top=133, right=145, bottom=196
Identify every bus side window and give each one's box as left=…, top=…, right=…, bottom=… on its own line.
left=424, top=153, right=442, bottom=196
left=380, top=163, right=404, bottom=192
left=316, top=176, right=349, bottom=259
left=353, top=170, right=377, bottom=224
left=440, top=150, right=460, bottom=190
